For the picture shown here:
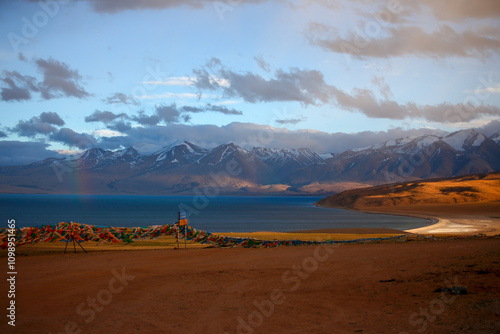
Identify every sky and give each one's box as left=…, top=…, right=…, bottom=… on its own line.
left=0, top=0, right=500, bottom=165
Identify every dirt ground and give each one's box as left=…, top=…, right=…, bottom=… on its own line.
left=1, top=238, right=499, bottom=334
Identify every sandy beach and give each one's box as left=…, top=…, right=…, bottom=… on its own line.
left=356, top=202, right=500, bottom=236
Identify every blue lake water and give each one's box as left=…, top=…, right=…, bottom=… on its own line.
left=0, top=194, right=429, bottom=232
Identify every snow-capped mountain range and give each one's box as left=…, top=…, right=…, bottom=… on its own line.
left=1, top=129, right=499, bottom=195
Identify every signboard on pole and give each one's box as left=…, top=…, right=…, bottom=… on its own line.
left=178, top=211, right=188, bottom=226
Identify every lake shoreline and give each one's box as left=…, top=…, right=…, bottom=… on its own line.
left=316, top=201, right=500, bottom=236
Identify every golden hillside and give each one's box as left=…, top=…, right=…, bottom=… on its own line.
left=317, top=171, right=500, bottom=211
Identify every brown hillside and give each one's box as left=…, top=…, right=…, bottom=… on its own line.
left=316, top=171, right=500, bottom=210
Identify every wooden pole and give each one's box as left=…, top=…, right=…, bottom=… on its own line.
left=176, top=225, right=179, bottom=249
left=76, top=240, right=88, bottom=253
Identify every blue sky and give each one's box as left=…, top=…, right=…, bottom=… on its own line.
left=1, top=0, right=500, bottom=164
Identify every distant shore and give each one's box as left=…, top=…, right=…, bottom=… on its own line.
left=317, top=201, right=500, bottom=236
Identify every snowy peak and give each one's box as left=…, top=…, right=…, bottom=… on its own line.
left=443, top=129, right=485, bottom=152
left=348, top=129, right=489, bottom=156
left=114, top=147, right=141, bottom=162
left=122, top=147, right=139, bottom=156
left=351, top=136, right=438, bottom=154
left=80, top=148, right=109, bottom=160
left=253, top=147, right=323, bottom=166
left=252, top=147, right=324, bottom=176
left=75, top=147, right=144, bottom=170
left=490, top=132, right=500, bottom=145
left=153, top=141, right=208, bottom=165
left=409, top=135, right=441, bottom=148
left=392, top=135, right=443, bottom=155
left=199, top=143, right=252, bottom=166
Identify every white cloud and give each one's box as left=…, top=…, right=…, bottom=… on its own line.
left=92, top=129, right=126, bottom=137
left=211, top=100, right=241, bottom=105
left=141, top=76, right=195, bottom=86
left=54, top=149, right=83, bottom=155
left=136, top=92, right=199, bottom=99
left=471, top=84, right=500, bottom=95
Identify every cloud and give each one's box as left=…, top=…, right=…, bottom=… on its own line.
left=10, top=112, right=67, bottom=140
left=103, top=92, right=139, bottom=105
left=371, top=75, right=392, bottom=100
left=66, top=0, right=270, bottom=13
left=472, top=84, right=500, bottom=95
left=141, top=77, right=194, bottom=86
left=275, top=117, right=306, bottom=125
left=193, top=58, right=334, bottom=105
left=131, top=111, right=161, bottom=126
left=12, top=114, right=59, bottom=137
left=307, top=24, right=500, bottom=59
left=106, top=120, right=133, bottom=132
left=254, top=56, right=271, bottom=72
left=0, top=70, right=38, bottom=101
left=192, top=58, right=500, bottom=123
left=85, top=110, right=132, bottom=132
left=85, top=110, right=128, bottom=123
left=410, top=0, right=500, bottom=22
left=0, top=58, right=91, bottom=101
left=9, top=112, right=96, bottom=152
left=128, top=103, right=242, bottom=126
left=206, top=104, right=243, bottom=115
left=477, top=119, right=500, bottom=137
left=92, top=129, right=127, bottom=138
left=137, top=92, right=199, bottom=100
left=0, top=141, right=62, bottom=166
left=49, top=128, right=98, bottom=149
left=39, top=111, right=65, bottom=126
left=35, top=58, right=91, bottom=99
left=0, top=130, right=7, bottom=138
left=331, top=87, right=500, bottom=122
left=179, top=105, right=203, bottom=113
left=180, top=103, right=243, bottom=115
left=18, top=52, right=27, bottom=62
left=156, top=103, right=183, bottom=123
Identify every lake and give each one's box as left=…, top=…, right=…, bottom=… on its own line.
left=0, top=194, right=429, bottom=232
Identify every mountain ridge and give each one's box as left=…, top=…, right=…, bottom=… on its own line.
left=1, top=128, right=499, bottom=195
